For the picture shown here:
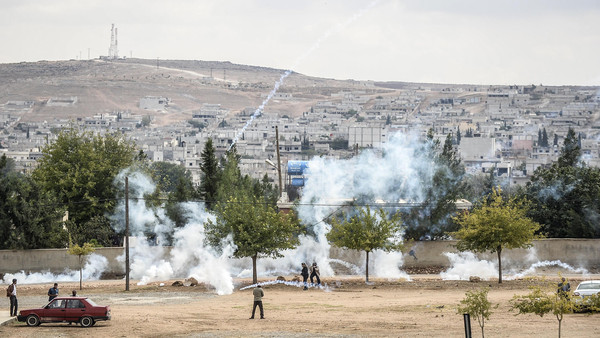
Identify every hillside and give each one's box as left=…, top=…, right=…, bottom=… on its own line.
left=0, top=59, right=393, bottom=125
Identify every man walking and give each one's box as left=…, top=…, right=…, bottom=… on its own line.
left=7, top=279, right=17, bottom=316
left=310, top=262, right=321, bottom=286
left=301, top=263, right=309, bottom=290
left=48, top=283, right=59, bottom=301
left=249, top=284, right=265, bottom=319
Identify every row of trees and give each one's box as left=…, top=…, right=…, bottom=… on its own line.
left=459, top=282, right=600, bottom=338
left=1, top=127, right=598, bottom=259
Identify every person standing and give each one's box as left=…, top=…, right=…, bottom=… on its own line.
left=301, top=263, right=309, bottom=290
left=557, top=277, right=571, bottom=299
left=249, top=284, right=265, bottom=319
left=310, top=262, right=321, bottom=286
left=48, top=283, right=59, bottom=301
left=7, top=279, right=17, bottom=316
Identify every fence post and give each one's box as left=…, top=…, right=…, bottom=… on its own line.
left=463, top=313, right=472, bottom=338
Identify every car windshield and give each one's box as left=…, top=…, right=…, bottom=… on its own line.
left=577, top=283, right=600, bottom=290
left=85, top=298, right=98, bottom=306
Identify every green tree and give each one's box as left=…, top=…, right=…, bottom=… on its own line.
left=199, top=138, right=221, bottom=210
left=0, top=171, right=68, bottom=249
left=542, top=128, right=549, bottom=147
left=557, top=128, right=580, bottom=168
left=205, top=150, right=302, bottom=283
left=405, top=133, right=465, bottom=240
left=67, top=241, right=96, bottom=290
left=510, top=284, right=576, bottom=338
left=32, top=129, right=137, bottom=245
left=149, top=161, right=194, bottom=195
left=327, top=206, right=404, bottom=282
left=525, top=127, right=600, bottom=238
left=453, top=188, right=541, bottom=283
left=205, top=195, right=301, bottom=284
left=457, top=287, right=497, bottom=338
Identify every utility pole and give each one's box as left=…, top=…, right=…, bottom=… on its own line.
left=275, top=126, right=282, bottom=198
left=125, top=177, right=130, bottom=291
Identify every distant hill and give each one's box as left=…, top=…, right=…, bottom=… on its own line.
left=0, top=58, right=391, bottom=124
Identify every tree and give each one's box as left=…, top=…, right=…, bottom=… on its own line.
left=542, top=128, right=549, bottom=147
left=0, top=171, right=69, bottom=249
left=67, top=241, right=96, bottom=290
left=405, top=133, right=465, bottom=240
left=199, top=138, right=221, bottom=210
left=525, top=127, right=600, bottom=238
left=149, top=161, right=194, bottom=195
left=327, top=206, right=404, bottom=282
left=32, top=129, right=137, bottom=245
left=557, top=128, right=580, bottom=168
left=457, top=287, right=497, bottom=338
left=510, top=284, right=576, bottom=338
left=453, top=188, right=541, bottom=283
left=204, top=150, right=302, bottom=284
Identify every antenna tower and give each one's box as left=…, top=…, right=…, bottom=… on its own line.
left=108, top=24, right=119, bottom=59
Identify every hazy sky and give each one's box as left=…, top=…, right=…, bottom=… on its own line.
left=1, top=0, right=599, bottom=85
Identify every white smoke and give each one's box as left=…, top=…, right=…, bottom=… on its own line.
left=295, top=132, right=434, bottom=279
left=228, top=0, right=381, bottom=150
left=1, top=253, right=108, bottom=284
left=440, top=252, right=498, bottom=281
left=111, top=171, right=236, bottom=295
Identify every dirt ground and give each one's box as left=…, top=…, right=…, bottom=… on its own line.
left=2, top=275, right=599, bottom=337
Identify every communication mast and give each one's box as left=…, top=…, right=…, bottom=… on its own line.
left=108, top=24, right=119, bottom=59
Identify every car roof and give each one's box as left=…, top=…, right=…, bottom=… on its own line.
left=578, top=280, right=600, bottom=284
left=52, top=296, right=88, bottom=300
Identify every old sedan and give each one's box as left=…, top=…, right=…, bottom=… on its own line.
left=17, top=297, right=110, bottom=327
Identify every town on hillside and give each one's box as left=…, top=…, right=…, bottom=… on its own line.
left=1, top=59, right=599, bottom=200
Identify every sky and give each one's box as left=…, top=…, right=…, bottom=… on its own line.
left=1, top=0, right=599, bottom=86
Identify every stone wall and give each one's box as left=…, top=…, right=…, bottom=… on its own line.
left=1, top=239, right=599, bottom=276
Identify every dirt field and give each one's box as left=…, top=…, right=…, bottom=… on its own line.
left=2, top=275, right=599, bottom=337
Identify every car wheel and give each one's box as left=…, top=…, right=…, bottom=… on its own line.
left=26, top=314, right=40, bottom=327
left=80, top=316, right=94, bottom=327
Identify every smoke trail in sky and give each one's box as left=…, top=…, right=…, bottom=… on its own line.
left=228, top=0, right=381, bottom=150
left=228, top=69, right=292, bottom=150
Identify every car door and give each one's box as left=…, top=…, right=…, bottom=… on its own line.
left=40, top=299, right=67, bottom=322
left=64, top=299, right=87, bottom=323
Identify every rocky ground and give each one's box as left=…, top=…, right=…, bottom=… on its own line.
left=1, top=274, right=599, bottom=337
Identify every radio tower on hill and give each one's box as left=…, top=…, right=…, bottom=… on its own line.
left=108, top=24, right=119, bottom=59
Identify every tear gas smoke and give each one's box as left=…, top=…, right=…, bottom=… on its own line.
left=1, top=253, right=107, bottom=284
left=440, top=251, right=590, bottom=281
left=440, top=252, right=498, bottom=281
left=112, top=171, right=235, bottom=295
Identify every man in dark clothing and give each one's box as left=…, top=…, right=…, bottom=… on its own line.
left=557, top=277, right=571, bottom=299
left=48, top=283, right=59, bottom=301
left=249, top=284, right=265, bottom=319
left=301, top=263, right=309, bottom=290
left=310, top=262, right=321, bottom=286
left=7, top=279, right=17, bottom=316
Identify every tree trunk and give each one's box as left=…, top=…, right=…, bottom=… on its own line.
left=79, top=255, right=83, bottom=290
left=497, top=246, right=502, bottom=284
left=252, top=254, right=258, bottom=284
left=365, top=251, right=369, bottom=283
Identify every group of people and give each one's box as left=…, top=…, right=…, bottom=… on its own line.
left=5, top=279, right=78, bottom=317
left=249, top=261, right=322, bottom=319
left=300, top=262, right=320, bottom=290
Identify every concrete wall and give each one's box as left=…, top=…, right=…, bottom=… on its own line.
left=1, top=239, right=599, bottom=276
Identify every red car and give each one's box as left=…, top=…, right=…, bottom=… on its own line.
left=17, top=296, right=111, bottom=327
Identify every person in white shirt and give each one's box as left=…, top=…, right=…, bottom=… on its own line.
left=8, top=279, right=17, bottom=316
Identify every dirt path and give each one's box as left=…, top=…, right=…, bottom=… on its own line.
left=2, top=276, right=599, bottom=337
